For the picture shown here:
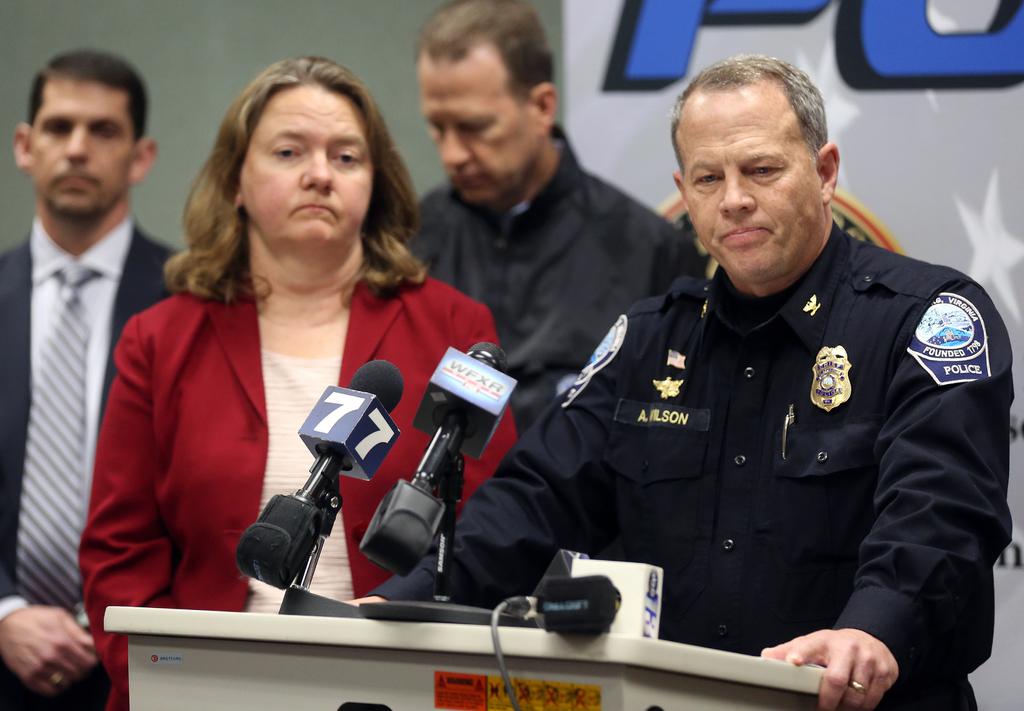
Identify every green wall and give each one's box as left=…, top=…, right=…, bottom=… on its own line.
left=0, top=0, right=562, bottom=251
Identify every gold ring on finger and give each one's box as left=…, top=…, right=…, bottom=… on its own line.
left=849, top=679, right=867, bottom=694
left=49, top=671, right=65, bottom=687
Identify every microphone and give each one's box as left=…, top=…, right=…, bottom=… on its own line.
left=564, top=558, right=664, bottom=638
left=412, top=341, right=514, bottom=463
left=298, top=358, right=403, bottom=483
left=536, top=575, right=621, bottom=634
left=359, top=343, right=515, bottom=576
left=235, top=360, right=403, bottom=589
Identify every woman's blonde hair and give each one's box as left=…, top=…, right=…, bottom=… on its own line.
left=165, top=56, right=425, bottom=302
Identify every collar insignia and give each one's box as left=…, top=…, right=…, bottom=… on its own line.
left=666, top=349, right=686, bottom=369
left=803, top=294, right=822, bottom=316
left=653, top=376, right=683, bottom=399
left=811, top=345, right=852, bottom=412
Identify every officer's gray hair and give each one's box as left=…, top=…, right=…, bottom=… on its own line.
left=669, top=54, right=828, bottom=171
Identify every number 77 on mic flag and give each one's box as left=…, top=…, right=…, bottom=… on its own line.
left=298, top=386, right=400, bottom=481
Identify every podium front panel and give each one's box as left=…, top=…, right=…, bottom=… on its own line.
left=108, top=607, right=819, bottom=710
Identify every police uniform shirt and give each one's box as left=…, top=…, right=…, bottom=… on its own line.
left=376, top=225, right=1011, bottom=708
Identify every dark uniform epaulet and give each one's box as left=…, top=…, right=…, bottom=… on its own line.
left=848, top=239, right=973, bottom=300
left=668, top=274, right=711, bottom=298
left=624, top=275, right=708, bottom=319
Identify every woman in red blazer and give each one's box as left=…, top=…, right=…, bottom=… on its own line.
left=79, top=57, right=516, bottom=711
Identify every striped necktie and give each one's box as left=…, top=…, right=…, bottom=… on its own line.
left=16, top=262, right=99, bottom=608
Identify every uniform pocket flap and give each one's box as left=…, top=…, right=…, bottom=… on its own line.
left=606, top=410, right=710, bottom=484
left=774, top=417, right=882, bottom=479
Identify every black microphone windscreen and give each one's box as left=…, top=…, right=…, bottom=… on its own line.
left=537, top=575, right=621, bottom=634
left=468, top=342, right=507, bottom=373
left=350, top=359, right=404, bottom=412
left=235, top=494, right=322, bottom=588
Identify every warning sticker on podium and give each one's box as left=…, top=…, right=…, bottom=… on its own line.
left=487, top=675, right=601, bottom=710
left=434, top=670, right=602, bottom=710
left=435, top=671, right=487, bottom=710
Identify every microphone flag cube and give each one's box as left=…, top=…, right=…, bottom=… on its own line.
left=298, top=386, right=400, bottom=481
left=571, top=558, right=664, bottom=639
left=413, top=347, right=516, bottom=458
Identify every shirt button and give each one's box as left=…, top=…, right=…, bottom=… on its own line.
left=734, top=455, right=746, bottom=466
left=743, top=367, right=755, bottom=379
left=863, top=275, right=873, bottom=283
left=817, top=451, right=829, bottom=463
left=722, top=538, right=735, bottom=552
left=717, top=624, right=728, bottom=637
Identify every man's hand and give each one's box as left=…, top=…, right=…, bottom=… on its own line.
left=761, top=628, right=898, bottom=710
left=350, top=596, right=387, bottom=605
left=0, top=606, right=98, bottom=697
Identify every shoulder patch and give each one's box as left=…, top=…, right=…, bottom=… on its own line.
left=907, top=292, right=991, bottom=385
left=562, top=315, right=627, bottom=408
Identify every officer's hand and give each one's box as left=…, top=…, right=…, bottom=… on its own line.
left=0, top=606, right=97, bottom=697
left=761, top=628, right=898, bottom=710
left=350, top=596, right=387, bottom=604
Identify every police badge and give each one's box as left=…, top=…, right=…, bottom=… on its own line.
left=811, top=346, right=852, bottom=411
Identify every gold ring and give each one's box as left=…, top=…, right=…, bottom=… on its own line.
left=49, top=671, right=65, bottom=687
left=849, top=679, right=867, bottom=694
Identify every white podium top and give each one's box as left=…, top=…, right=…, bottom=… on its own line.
left=105, top=606, right=821, bottom=696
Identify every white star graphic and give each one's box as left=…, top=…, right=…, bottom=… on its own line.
left=927, top=0, right=1002, bottom=34
left=797, top=41, right=859, bottom=185
left=926, top=3, right=957, bottom=32
left=955, top=171, right=1024, bottom=322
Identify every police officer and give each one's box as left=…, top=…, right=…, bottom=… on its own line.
left=372, top=55, right=1011, bottom=711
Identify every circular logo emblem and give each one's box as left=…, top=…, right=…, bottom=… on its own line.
left=151, top=654, right=159, bottom=663
left=915, top=302, right=974, bottom=349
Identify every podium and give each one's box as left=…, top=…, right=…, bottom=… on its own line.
left=105, top=606, right=821, bottom=710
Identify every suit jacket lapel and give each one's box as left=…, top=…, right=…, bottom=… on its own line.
left=340, top=282, right=402, bottom=385
left=102, top=229, right=169, bottom=404
left=0, top=243, right=32, bottom=504
left=202, top=281, right=400, bottom=422
left=207, top=298, right=267, bottom=425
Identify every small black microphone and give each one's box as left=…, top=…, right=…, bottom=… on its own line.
left=536, top=575, right=621, bottom=634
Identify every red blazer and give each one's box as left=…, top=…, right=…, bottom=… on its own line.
left=80, top=278, right=517, bottom=709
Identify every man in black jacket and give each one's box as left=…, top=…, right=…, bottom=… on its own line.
left=0, top=49, right=168, bottom=710
left=412, top=0, right=705, bottom=429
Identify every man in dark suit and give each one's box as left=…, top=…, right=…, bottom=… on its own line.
left=0, top=49, right=169, bottom=710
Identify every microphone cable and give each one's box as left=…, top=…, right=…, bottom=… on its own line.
left=489, top=595, right=536, bottom=711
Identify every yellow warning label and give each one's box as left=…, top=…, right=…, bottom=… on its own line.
left=435, top=671, right=487, bottom=711
left=484, top=675, right=601, bottom=710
